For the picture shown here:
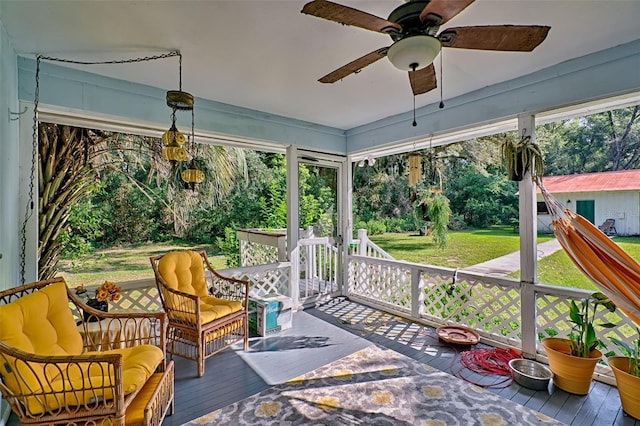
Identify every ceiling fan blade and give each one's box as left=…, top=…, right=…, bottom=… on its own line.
left=319, top=48, right=388, bottom=83
left=419, top=0, right=475, bottom=25
left=409, top=63, right=437, bottom=95
left=302, top=0, right=402, bottom=34
left=439, top=25, right=551, bottom=51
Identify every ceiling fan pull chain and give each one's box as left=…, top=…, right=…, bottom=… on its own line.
left=439, top=50, right=444, bottom=109
left=411, top=63, right=417, bottom=127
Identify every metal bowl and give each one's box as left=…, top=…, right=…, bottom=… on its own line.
left=509, top=358, right=553, bottom=390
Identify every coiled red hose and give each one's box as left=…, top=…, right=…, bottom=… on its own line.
left=452, top=347, right=521, bottom=388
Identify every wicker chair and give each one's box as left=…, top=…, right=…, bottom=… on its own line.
left=150, top=250, right=249, bottom=377
left=0, top=277, right=174, bottom=426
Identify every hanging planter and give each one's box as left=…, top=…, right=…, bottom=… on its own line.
left=499, top=135, right=544, bottom=181
left=414, top=188, right=450, bottom=248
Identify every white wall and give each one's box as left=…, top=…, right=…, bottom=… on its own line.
left=537, top=190, right=640, bottom=236
left=0, top=17, right=20, bottom=290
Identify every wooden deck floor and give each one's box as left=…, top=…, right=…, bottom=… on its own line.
left=161, top=297, right=639, bottom=426
left=6, top=297, right=637, bottom=425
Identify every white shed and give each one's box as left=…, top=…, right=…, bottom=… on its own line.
left=537, top=170, right=640, bottom=236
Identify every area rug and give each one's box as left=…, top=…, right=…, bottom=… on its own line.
left=183, top=345, right=565, bottom=425
left=232, top=311, right=372, bottom=384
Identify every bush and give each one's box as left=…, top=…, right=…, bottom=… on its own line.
left=383, top=217, right=414, bottom=233
left=59, top=198, right=107, bottom=258
left=366, top=219, right=387, bottom=235
left=216, top=227, right=240, bottom=268
left=448, top=214, right=467, bottom=231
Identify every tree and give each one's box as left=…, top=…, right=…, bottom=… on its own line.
left=537, top=105, right=640, bottom=175
left=38, top=123, right=247, bottom=278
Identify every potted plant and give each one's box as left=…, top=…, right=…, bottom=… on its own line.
left=75, top=281, right=122, bottom=322
left=541, top=292, right=616, bottom=395
left=499, top=135, right=544, bottom=181
left=608, top=327, right=640, bottom=419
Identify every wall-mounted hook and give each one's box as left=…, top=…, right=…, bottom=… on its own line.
left=9, top=106, right=28, bottom=121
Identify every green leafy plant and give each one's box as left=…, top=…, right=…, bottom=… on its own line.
left=499, top=135, right=544, bottom=181
left=415, top=189, right=451, bottom=249
left=216, top=226, right=240, bottom=268
left=568, top=292, right=617, bottom=357
left=610, top=326, right=640, bottom=377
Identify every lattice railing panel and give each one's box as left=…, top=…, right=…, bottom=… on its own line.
left=240, top=240, right=278, bottom=267
left=348, top=258, right=412, bottom=314
left=85, top=280, right=162, bottom=312
left=220, top=263, right=291, bottom=297
left=536, top=290, right=637, bottom=357
left=420, top=273, right=522, bottom=346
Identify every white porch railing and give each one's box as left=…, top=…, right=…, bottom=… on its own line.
left=237, top=228, right=288, bottom=266
left=352, top=228, right=394, bottom=259
left=293, top=236, right=340, bottom=306
left=237, top=227, right=314, bottom=267
left=237, top=227, right=337, bottom=307
left=347, top=253, right=637, bottom=382
left=104, top=227, right=636, bottom=385
left=219, top=262, right=291, bottom=298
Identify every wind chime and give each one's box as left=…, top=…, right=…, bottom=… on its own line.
left=408, top=154, right=422, bottom=188
left=161, top=53, right=204, bottom=190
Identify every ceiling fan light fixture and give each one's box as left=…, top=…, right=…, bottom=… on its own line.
left=387, top=35, right=441, bottom=71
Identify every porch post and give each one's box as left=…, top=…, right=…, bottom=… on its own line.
left=286, top=145, right=300, bottom=307
left=518, top=114, right=538, bottom=359
left=342, top=158, right=354, bottom=296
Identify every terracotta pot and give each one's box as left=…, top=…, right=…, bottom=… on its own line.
left=541, top=337, right=602, bottom=395
left=608, top=356, right=640, bottom=420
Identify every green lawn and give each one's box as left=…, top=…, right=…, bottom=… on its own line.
left=535, top=236, right=640, bottom=290
left=369, top=226, right=554, bottom=268
left=59, top=230, right=640, bottom=292
left=58, top=242, right=226, bottom=288
left=371, top=229, right=640, bottom=290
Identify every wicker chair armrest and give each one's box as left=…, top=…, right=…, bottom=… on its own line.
left=0, top=341, right=126, bottom=419
left=206, top=272, right=250, bottom=307
left=67, top=292, right=168, bottom=353
left=156, top=282, right=202, bottom=326
left=202, top=256, right=250, bottom=307
left=0, top=341, right=122, bottom=364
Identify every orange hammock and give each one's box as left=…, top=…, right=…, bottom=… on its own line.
left=537, top=180, right=640, bottom=325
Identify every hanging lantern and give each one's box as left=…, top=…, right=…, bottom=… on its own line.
left=162, top=54, right=193, bottom=165
left=409, top=154, right=422, bottom=187
left=162, top=142, right=188, bottom=163
left=181, top=160, right=204, bottom=190
left=162, top=123, right=186, bottom=146
left=161, top=105, right=188, bottom=164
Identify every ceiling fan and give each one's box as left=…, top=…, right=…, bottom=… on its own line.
left=301, top=0, right=550, bottom=96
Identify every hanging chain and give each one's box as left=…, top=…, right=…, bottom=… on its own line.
left=18, top=50, right=180, bottom=284
left=38, top=50, right=180, bottom=66
left=178, top=52, right=183, bottom=91
left=19, top=56, right=41, bottom=284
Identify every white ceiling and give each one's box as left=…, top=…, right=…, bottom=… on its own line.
left=2, top=0, right=639, bottom=130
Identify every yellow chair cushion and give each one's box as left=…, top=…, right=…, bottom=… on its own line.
left=0, top=282, right=163, bottom=415
left=0, top=281, right=83, bottom=355
left=123, top=372, right=164, bottom=425
left=84, top=345, right=164, bottom=394
left=200, top=296, right=242, bottom=324
left=0, top=281, right=85, bottom=413
left=157, top=251, right=208, bottom=297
